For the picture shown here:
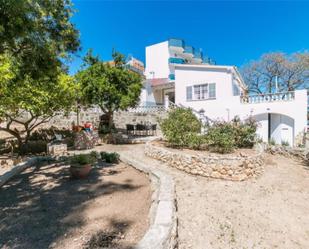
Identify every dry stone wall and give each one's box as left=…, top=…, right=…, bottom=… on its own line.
left=145, top=142, right=264, bottom=181
left=49, top=110, right=102, bottom=129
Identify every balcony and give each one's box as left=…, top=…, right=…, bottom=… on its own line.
left=192, top=50, right=203, bottom=64
left=169, top=74, right=175, bottom=80
left=169, top=57, right=185, bottom=64
left=184, top=46, right=194, bottom=54
left=123, top=64, right=144, bottom=75
left=168, top=38, right=184, bottom=53
left=202, top=56, right=210, bottom=64
left=240, top=92, right=295, bottom=104
left=194, top=50, right=203, bottom=59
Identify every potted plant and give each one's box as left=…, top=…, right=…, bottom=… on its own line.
left=100, top=152, right=120, bottom=163
left=69, top=153, right=97, bottom=179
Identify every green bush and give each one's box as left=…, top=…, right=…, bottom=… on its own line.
left=18, top=140, right=47, bottom=155
left=100, top=152, right=120, bottom=163
left=186, top=133, right=206, bottom=150
left=232, top=116, right=257, bottom=148
left=160, top=107, right=202, bottom=148
left=281, top=140, right=289, bottom=146
left=205, top=121, right=235, bottom=153
left=70, top=153, right=97, bottom=166
left=29, top=127, right=75, bottom=142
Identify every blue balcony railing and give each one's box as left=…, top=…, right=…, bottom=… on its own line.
left=169, top=57, right=185, bottom=64
left=169, top=74, right=175, bottom=80
left=168, top=38, right=185, bottom=49
left=209, top=58, right=216, bottom=65
left=203, top=56, right=210, bottom=64
left=194, top=50, right=203, bottom=60
left=184, top=46, right=194, bottom=54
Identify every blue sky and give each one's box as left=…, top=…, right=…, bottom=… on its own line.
left=69, top=0, right=309, bottom=74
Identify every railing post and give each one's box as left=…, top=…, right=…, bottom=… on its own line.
left=164, top=95, right=170, bottom=110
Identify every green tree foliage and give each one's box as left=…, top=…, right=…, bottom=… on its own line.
left=0, top=0, right=80, bottom=79
left=160, top=107, right=202, bottom=148
left=0, top=56, right=77, bottom=149
left=76, top=51, right=143, bottom=129
left=0, top=54, right=16, bottom=97
left=241, top=52, right=309, bottom=94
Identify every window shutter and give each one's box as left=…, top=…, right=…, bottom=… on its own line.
left=209, top=83, right=216, bottom=98
left=186, top=86, right=192, bottom=101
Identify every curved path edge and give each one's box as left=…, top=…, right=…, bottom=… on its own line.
left=0, top=157, right=47, bottom=188
left=0, top=150, right=178, bottom=249
left=119, top=152, right=177, bottom=249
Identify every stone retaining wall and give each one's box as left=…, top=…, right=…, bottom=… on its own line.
left=145, top=143, right=264, bottom=181
left=266, top=144, right=309, bottom=161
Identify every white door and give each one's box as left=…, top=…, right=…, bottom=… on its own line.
left=280, top=115, right=294, bottom=146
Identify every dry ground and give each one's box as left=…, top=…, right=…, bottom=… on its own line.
left=99, top=144, right=309, bottom=249
left=0, top=160, right=151, bottom=249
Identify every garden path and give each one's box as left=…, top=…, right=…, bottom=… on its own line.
left=98, top=143, right=309, bottom=249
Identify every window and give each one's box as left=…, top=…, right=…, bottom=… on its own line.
left=209, top=83, right=216, bottom=98
left=194, top=85, right=201, bottom=99
left=188, top=83, right=216, bottom=101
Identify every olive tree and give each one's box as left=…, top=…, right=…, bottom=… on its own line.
left=241, top=52, right=309, bottom=94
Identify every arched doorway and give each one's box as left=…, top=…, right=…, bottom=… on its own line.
left=253, top=113, right=295, bottom=146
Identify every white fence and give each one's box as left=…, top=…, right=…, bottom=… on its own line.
left=241, top=91, right=295, bottom=104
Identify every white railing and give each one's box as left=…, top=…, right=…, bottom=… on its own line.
left=240, top=91, right=295, bottom=104
left=127, top=105, right=166, bottom=113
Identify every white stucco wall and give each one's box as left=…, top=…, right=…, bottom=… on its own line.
left=139, top=81, right=164, bottom=106
left=145, top=41, right=170, bottom=79
left=175, top=66, right=307, bottom=144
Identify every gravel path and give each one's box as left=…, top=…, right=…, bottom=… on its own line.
left=99, top=143, right=309, bottom=249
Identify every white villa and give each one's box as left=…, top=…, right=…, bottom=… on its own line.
left=139, top=38, right=308, bottom=146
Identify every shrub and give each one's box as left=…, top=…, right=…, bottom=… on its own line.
left=18, top=140, right=47, bottom=155
left=29, top=127, right=75, bottom=142
left=70, top=153, right=97, bottom=166
left=232, top=116, right=257, bottom=148
left=186, top=133, right=206, bottom=150
left=100, top=152, right=120, bottom=163
left=205, top=121, right=235, bottom=153
left=160, top=107, right=202, bottom=148
left=281, top=140, right=289, bottom=147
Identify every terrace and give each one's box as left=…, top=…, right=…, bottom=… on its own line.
left=240, top=91, right=295, bottom=104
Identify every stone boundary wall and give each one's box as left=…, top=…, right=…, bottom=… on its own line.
left=49, top=110, right=102, bottom=129
left=145, top=142, right=264, bottom=181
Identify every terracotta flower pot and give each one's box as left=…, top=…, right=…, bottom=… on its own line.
left=73, top=125, right=83, bottom=132
left=70, top=164, right=92, bottom=179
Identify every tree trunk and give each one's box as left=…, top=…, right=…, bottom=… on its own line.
left=107, top=111, right=114, bottom=130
